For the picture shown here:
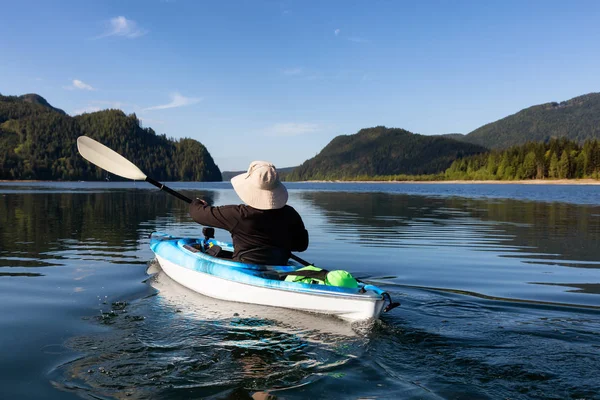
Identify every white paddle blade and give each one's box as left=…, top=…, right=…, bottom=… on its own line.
left=77, top=136, right=147, bottom=181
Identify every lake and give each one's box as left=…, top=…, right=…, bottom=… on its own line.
left=1, top=182, right=599, bottom=399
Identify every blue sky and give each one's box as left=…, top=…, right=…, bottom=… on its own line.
left=1, top=0, right=599, bottom=171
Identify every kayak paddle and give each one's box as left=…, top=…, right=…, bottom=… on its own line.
left=77, top=136, right=193, bottom=203
left=76, top=135, right=313, bottom=266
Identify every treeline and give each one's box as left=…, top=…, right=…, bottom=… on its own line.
left=0, top=94, right=221, bottom=181
left=283, top=173, right=444, bottom=182
left=445, top=138, right=600, bottom=180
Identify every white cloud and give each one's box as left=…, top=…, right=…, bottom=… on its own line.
left=144, top=92, right=202, bottom=111
left=73, top=79, right=95, bottom=90
left=282, top=67, right=303, bottom=76
left=334, top=29, right=340, bottom=36
left=265, top=123, right=321, bottom=137
left=97, top=16, right=148, bottom=39
left=64, top=79, right=95, bottom=91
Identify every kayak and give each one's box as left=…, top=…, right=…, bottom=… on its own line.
left=149, top=232, right=399, bottom=322
left=75, top=137, right=397, bottom=322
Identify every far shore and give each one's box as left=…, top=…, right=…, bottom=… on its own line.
left=2, top=179, right=600, bottom=185
left=298, top=179, right=600, bottom=185
left=0, top=180, right=45, bottom=182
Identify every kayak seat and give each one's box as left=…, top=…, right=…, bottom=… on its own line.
left=205, top=244, right=233, bottom=259
left=183, top=244, right=200, bottom=253
left=186, top=243, right=233, bottom=259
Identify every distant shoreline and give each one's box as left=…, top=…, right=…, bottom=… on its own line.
left=297, top=179, right=600, bottom=185
left=0, top=180, right=45, bottom=183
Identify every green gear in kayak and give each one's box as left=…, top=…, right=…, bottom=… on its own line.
left=325, top=270, right=359, bottom=288
left=285, top=266, right=358, bottom=288
left=285, top=265, right=326, bottom=284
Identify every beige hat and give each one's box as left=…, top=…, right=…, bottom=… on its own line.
left=231, top=161, right=288, bottom=210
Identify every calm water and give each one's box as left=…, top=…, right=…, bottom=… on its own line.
left=1, top=182, right=599, bottom=399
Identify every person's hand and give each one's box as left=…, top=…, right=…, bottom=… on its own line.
left=195, top=198, right=208, bottom=206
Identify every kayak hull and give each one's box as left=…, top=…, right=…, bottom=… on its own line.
left=150, top=233, right=388, bottom=322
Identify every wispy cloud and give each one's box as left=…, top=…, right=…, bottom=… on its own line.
left=348, top=37, right=370, bottom=43
left=282, top=67, right=303, bottom=76
left=96, top=16, right=148, bottom=39
left=334, top=29, right=340, bottom=36
left=265, top=123, right=321, bottom=137
left=64, top=79, right=95, bottom=91
left=144, top=92, right=202, bottom=111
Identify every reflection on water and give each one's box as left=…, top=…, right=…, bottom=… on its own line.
left=0, top=187, right=218, bottom=400
left=1, top=182, right=600, bottom=399
left=301, top=191, right=600, bottom=263
left=300, top=191, right=600, bottom=306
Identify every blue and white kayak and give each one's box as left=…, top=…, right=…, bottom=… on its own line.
left=149, top=232, right=396, bottom=322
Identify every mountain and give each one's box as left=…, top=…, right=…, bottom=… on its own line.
left=221, top=166, right=296, bottom=181
left=286, top=126, right=488, bottom=180
left=0, top=93, right=221, bottom=181
left=19, top=93, right=66, bottom=115
left=464, top=93, right=600, bottom=149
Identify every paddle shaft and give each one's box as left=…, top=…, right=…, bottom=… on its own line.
left=289, top=254, right=311, bottom=266
left=145, top=177, right=313, bottom=267
left=145, top=177, right=192, bottom=204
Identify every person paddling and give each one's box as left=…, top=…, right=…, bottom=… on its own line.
left=189, top=161, right=309, bottom=265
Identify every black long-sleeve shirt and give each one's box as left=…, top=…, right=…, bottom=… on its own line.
left=189, top=199, right=309, bottom=265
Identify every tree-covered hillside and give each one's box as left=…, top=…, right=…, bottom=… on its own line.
left=19, top=93, right=66, bottom=115
left=286, top=126, right=488, bottom=180
left=0, top=94, right=221, bottom=181
left=445, top=138, right=600, bottom=180
left=465, top=93, right=600, bottom=149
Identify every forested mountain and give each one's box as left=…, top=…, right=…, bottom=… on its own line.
left=445, top=138, right=600, bottom=180
left=286, top=126, right=487, bottom=180
left=464, top=93, right=600, bottom=149
left=19, top=93, right=66, bottom=115
left=0, top=94, right=221, bottom=181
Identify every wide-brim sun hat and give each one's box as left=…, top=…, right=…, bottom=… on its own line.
left=231, top=161, right=288, bottom=210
